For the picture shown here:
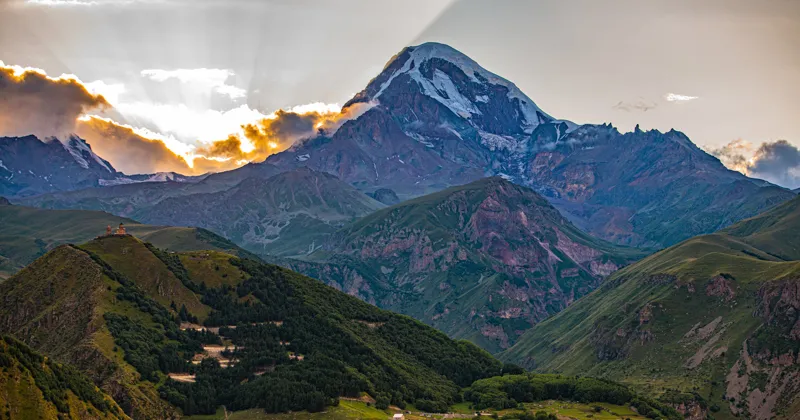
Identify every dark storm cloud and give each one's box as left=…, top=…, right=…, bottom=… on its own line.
left=749, top=140, right=800, bottom=189
left=0, top=63, right=109, bottom=139
left=711, top=139, right=800, bottom=189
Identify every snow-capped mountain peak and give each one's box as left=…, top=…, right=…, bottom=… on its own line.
left=57, top=135, right=114, bottom=173
left=350, top=42, right=571, bottom=133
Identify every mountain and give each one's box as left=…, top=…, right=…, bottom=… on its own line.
left=138, top=167, right=385, bottom=257
left=522, top=124, right=794, bottom=247
left=0, top=234, right=503, bottom=418
left=289, top=177, right=644, bottom=353
left=0, top=135, right=203, bottom=198
left=265, top=42, right=794, bottom=248
left=0, top=202, right=255, bottom=278
left=0, top=335, right=126, bottom=419
left=1, top=135, right=119, bottom=197
left=267, top=42, right=574, bottom=200
left=501, top=195, right=800, bottom=420
left=16, top=162, right=283, bottom=217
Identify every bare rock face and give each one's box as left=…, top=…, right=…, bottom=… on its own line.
left=296, top=177, right=638, bottom=352
left=706, top=274, right=736, bottom=302
left=724, top=279, right=800, bottom=419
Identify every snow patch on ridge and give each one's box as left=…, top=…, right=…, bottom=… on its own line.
left=374, top=42, right=559, bottom=131
left=58, top=136, right=113, bottom=172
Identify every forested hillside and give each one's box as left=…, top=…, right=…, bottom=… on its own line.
left=0, top=235, right=503, bottom=418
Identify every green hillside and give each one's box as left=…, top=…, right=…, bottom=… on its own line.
left=138, top=167, right=385, bottom=257
left=0, top=203, right=255, bottom=279
left=502, top=196, right=800, bottom=420
left=293, top=177, right=645, bottom=352
left=0, top=235, right=503, bottom=418
left=0, top=335, right=126, bottom=420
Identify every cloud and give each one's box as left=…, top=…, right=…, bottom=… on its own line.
left=612, top=98, right=657, bottom=112
left=25, top=0, right=97, bottom=5
left=75, top=116, right=193, bottom=174
left=0, top=59, right=374, bottom=176
left=199, top=100, right=376, bottom=162
left=0, top=61, right=110, bottom=139
left=141, top=68, right=246, bottom=99
left=710, top=139, right=800, bottom=189
left=664, top=93, right=699, bottom=102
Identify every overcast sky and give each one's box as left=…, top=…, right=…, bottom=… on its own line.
left=1, top=0, right=798, bottom=183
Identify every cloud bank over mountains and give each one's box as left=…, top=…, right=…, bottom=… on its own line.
left=711, top=139, right=800, bottom=189
left=0, top=60, right=368, bottom=175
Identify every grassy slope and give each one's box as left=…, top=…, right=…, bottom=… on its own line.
left=81, top=236, right=212, bottom=321
left=0, top=204, right=253, bottom=279
left=501, top=197, right=800, bottom=419
left=719, top=195, right=800, bottom=260
left=0, top=336, right=127, bottom=420
left=0, top=244, right=180, bottom=419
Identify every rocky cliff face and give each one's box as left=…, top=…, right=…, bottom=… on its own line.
left=724, top=278, right=800, bottom=420
left=266, top=43, right=793, bottom=248
left=295, top=177, right=641, bottom=352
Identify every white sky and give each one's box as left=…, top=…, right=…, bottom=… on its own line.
left=1, top=0, right=798, bottom=152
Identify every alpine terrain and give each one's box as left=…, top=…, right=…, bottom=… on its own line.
left=501, top=195, right=800, bottom=420
left=288, top=177, right=644, bottom=352
left=266, top=42, right=795, bottom=248
left=0, top=135, right=201, bottom=198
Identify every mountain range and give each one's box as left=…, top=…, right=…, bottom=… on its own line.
left=286, top=177, right=644, bottom=352
left=264, top=42, right=794, bottom=248
left=501, top=195, right=800, bottom=419
left=1, top=41, right=799, bottom=419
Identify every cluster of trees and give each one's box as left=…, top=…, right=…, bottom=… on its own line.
left=104, top=313, right=201, bottom=382
left=164, top=257, right=502, bottom=414
left=0, top=335, right=119, bottom=416
left=90, top=244, right=503, bottom=415
left=463, top=374, right=681, bottom=420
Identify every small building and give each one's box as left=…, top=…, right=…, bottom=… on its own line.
left=392, top=414, right=404, bottom=420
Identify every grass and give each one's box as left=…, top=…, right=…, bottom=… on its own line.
left=501, top=197, right=800, bottom=419
left=81, top=235, right=211, bottom=320
left=0, top=204, right=252, bottom=278
left=179, top=250, right=249, bottom=288
left=186, top=399, right=650, bottom=420
left=186, top=400, right=394, bottom=420
left=520, top=401, right=646, bottom=419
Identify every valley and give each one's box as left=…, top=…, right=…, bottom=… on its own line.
left=0, top=18, right=798, bottom=420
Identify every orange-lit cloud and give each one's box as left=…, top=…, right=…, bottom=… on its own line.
left=75, top=116, right=193, bottom=174
left=199, top=101, right=376, bottom=163
left=0, top=61, right=109, bottom=139
left=0, top=60, right=374, bottom=175
left=710, top=139, right=800, bottom=189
